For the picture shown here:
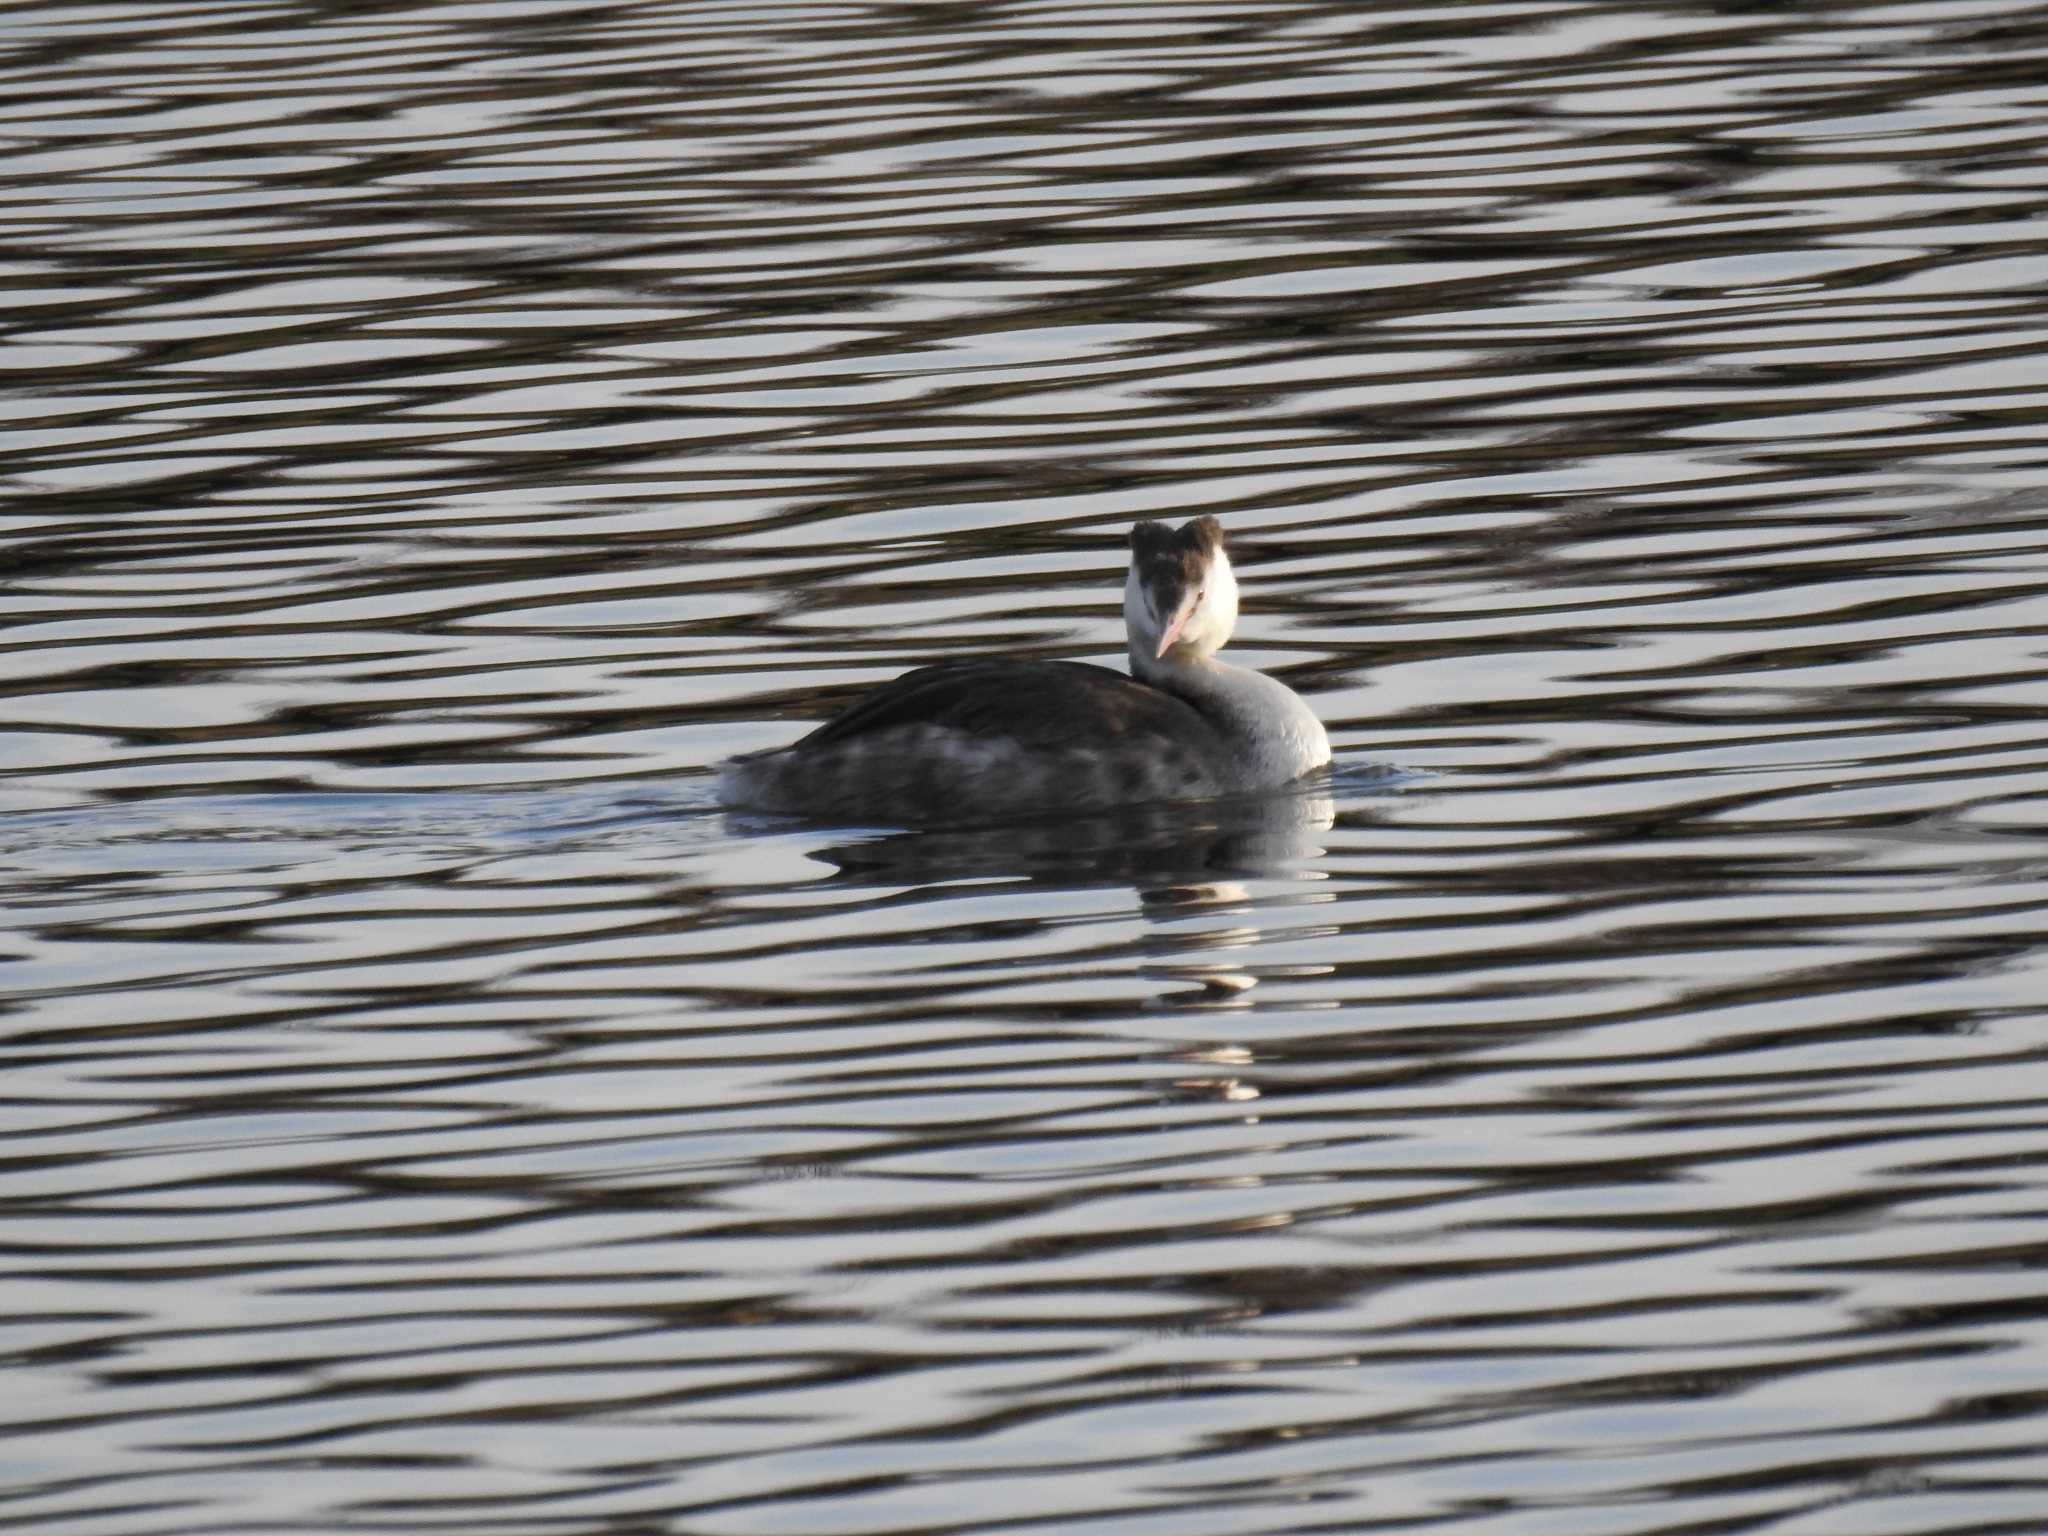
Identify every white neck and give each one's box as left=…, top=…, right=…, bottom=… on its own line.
left=1132, top=647, right=1331, bottom=789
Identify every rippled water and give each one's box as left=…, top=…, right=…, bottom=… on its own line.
left=9, top=2, right=2048, bottom=1532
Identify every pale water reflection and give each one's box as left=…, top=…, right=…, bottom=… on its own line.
left=7, top=1, right=2048, bottom=1534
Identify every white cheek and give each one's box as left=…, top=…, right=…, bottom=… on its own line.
left=1204, top=560, right=1240, bottom=644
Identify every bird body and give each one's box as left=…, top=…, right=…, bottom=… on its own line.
left=719, top=516, right=1329, bottom=825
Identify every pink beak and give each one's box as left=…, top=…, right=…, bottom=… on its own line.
left=1155, top=603, right=1194, bottom=658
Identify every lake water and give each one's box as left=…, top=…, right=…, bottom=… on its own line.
left=7, top=2, right=2048, bottom=1532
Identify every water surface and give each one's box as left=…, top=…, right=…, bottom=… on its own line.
left=7, top=2, right=2048, bottom=1533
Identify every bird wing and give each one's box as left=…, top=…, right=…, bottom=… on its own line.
left=794, top=660, right=1224, bottom=754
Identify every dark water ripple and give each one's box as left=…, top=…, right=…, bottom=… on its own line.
left=7, top=2, right=2048, bottom=1533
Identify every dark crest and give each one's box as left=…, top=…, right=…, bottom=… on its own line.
left=1129, top=516, right=1223, bottom=608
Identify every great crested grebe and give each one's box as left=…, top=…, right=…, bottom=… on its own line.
left=718, top=515, right=1330, bottom=824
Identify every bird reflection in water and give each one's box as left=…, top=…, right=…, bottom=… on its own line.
left=802, top=781, right=1338, bottom=892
